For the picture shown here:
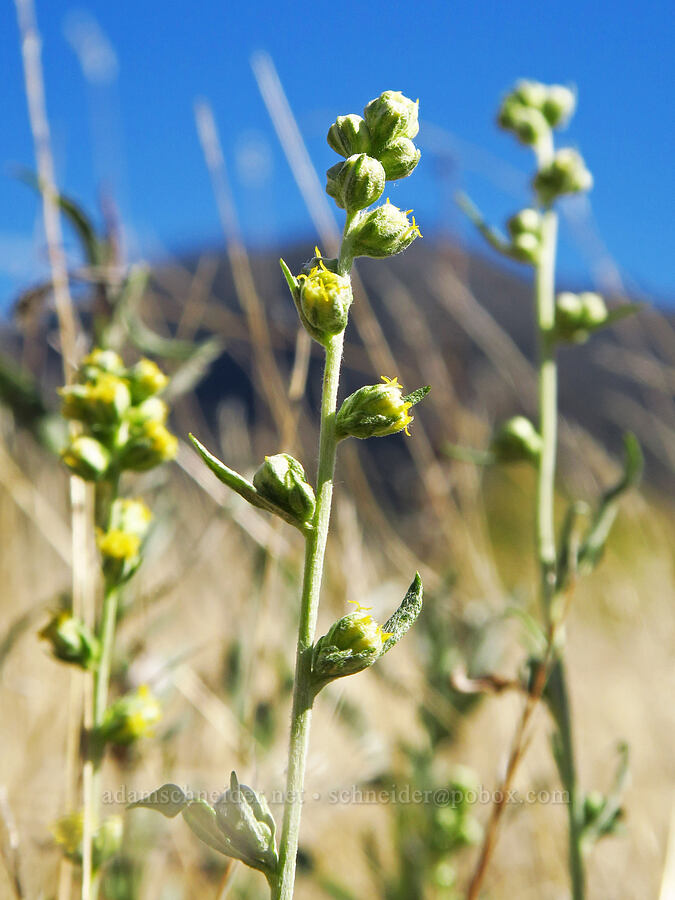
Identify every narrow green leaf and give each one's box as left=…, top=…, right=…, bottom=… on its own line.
left=16, top=168, right=102, bottom=267
left=402, top=385, right=430, bottom=406
left=578, top=433, right=643, bottom=572
left=456, top=192, right=513, bottom=259
left=582, top=743, right=630, bottom=846
left=381, top=573, right=423, bottom=655
left=189, top=434, right=311, bottom=533
left=603, top=303, right=642, bottom=328
left=127, top=783, right=189, bottom=818
left=279, top=258, right=299, bottom=297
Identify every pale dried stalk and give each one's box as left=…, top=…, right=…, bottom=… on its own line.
left=14, top=2, right=93, bottom=897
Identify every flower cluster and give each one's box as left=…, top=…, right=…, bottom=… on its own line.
left=60, top=349, right=177, bottom=481
left=326, top=91, right=422, bottom=260
left=498, top=79, right=576, bottom=145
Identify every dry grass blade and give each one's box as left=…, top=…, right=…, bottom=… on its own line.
left=194, top=98, right=296, bottom=442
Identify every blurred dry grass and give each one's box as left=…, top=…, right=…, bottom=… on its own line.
left=2, top=41, right=674, bottom=900
left=1, top=235, right=674, bottom=899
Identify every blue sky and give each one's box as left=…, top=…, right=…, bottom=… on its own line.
left=1, top=0, right=673, bottom=309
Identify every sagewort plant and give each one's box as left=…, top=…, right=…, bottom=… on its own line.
left=131, top=90, right=429, bottom=899
left=44, top=350, right=176, bottom=898
left=455, top=81, right=642, bottom=899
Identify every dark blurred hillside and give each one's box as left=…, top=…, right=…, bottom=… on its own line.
left=2, top=237, right=673, bottom=510
left=151, top=239, right=673, bottom=491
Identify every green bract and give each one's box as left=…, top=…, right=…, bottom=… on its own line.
left=326, top=153, right=386, bottom=212
left=252, top=453, right=316, bottom=524
left=349, top=201, right=422, bottom=259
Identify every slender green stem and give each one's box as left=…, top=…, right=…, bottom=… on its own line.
left=82, top=474, right=121, bottom=900
left=535, top=206, right=559, bottom=619
left=273, top=214, right=357, bottom=899
left=533, top=155, right=585, bottom=898
left=273, top=332, right=344, bottom=899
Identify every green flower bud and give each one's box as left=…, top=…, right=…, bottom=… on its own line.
left=108, top=497, right=153, bottom=540
left=511, top=232, right=541, bottom=264
left=312, top=604, right=390, bottom=679
left=336, top=375, right=416, bottom=440
left=534, top=148, right=593, bottom=204
left=541, top=85, right=576, bottom=127
left=506, top=208, right=542, bottom=237
left=582, top=790, right=606, bottom=825
left=349, top=200, right=422, bottom=259
left=125, top=396, right=169, bottom=427
left=555, top=291, right=608, bottom=342
left=51, top=811, right=123, bottom=869
left=252, top=453, right=316, bottom=523
left=126, top=358, right=169, bottom=403
left=62, top=436, right=111, bottom=481
left=214, top=772, right=278, bottom=874
left=490, top=416, right=542, bottom=463
left=364, top=91, right=419, bottom=150
left=580, top=291, right=608, bottom=326
left=326, top=153, right=385, bottom=212
left=296, top=259, right=353, bottom=339
left=118, top=420, right=178, bottom=471
left=97, top=527, right=142, bottom=585
left=376, top=136, right=421, bottom=181
left=39, top=611, right=100, bottom=669
left=60, top=374, right=131, bottom=427
left=98, top=685, right=161, bottom=746
left=498, top=98, right=550, bottom=146
left=512, top=79, right=549, bottom=109
left=432, top=860, right=457, bottom=889
left=79, top=349, right=126, bottom=380
left=327, top=114, right=371, bottom=158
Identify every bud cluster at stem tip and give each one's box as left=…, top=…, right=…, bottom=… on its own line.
left=498, top=79, right=576, bottom=146
left=326, top=91, right=422, bottom=258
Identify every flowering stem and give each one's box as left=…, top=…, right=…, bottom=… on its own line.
left=274, top=215, right=357, bottom=900
left=534, top=143, right=585, bottom=900
left=82, top=476, right=121, bottom=900
left=467, top=138, right=584, bottom=899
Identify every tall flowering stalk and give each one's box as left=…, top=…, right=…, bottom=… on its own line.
left=44, top=350, right=176, bottom=899
left=456, top=81, right=642, bottom=898
left=132, top=90, right=429, bottom=900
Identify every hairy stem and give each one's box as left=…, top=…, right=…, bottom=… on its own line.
left=274, top=214, right=356, bottom=899
left=468, top=136, right=584, bottom=898
left=273, top=332, right=344, bottom=899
